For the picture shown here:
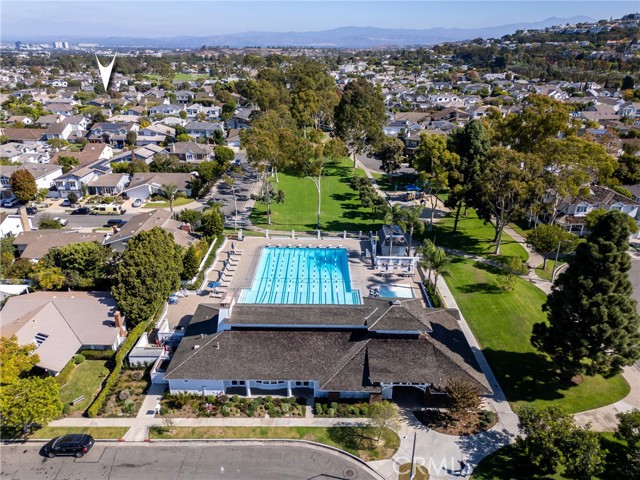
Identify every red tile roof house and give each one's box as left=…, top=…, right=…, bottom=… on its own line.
left=1, top=291, right=127, bottom=376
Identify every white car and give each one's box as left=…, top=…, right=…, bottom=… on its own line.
left=53, top=217, right=68, bottom=227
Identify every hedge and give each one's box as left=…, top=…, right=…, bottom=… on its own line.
left=184, top=235, right=224, bottom=290
left=78, top=350, right=115, bottom=361
left=55, top=360, right=75, bottom=387
left=86, top=303, right=164, bottom=418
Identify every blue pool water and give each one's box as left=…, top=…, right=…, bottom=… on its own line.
left=238, top=247, right=362, bottom=304
left=376, top=284, right=415, bottom=299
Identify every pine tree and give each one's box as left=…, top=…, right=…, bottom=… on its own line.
left=532, top=210, right=640, bottom=378
left=182, top=245, right=200, bottom=280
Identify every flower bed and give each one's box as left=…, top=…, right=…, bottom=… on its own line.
left=161, top=393, right=305, bottom=418
left=413, top=408, right=497, bottom=436
left=314, top=399, right=370, bottom=417
left=100, top=368, right=150, bottom=417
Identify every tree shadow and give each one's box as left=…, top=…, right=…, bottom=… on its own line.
left=481, top=348, right=578, bottom=405
left=457, top=282, right=503, bottom=294
left=469, top=443, right=556, bottom=479
left=326, top=426, right=375, bottom=450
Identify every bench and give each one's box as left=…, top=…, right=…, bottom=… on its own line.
left=71, top=395, right=85, bottom=405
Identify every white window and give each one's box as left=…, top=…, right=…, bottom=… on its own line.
left=576, top=204, right=588, bottom=214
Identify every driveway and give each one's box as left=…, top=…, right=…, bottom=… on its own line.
left=0, top=442, right=379, bottom=480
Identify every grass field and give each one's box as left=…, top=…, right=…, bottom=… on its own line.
left=424, top=208, right=529, bottom=261
left=534, top=260, right=566, bottom=282
left=250, top=159, right=383, bottom=233
left=445, top=258, right=629, bottom=413
left=59, top=360, right=110, bottom=412
left=30, top=427, right=128, bottom=440
left=149, top=426, right=399, bottom=461
left=472, top=432, right=629, bottom=479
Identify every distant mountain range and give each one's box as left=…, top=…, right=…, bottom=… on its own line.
left=24, top=16, right=593, bottom=48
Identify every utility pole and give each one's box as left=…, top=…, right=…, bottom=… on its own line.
left=409, top=431, right=417, bottom=480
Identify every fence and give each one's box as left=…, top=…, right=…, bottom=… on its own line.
left=226, top=228, right=369, bottom=241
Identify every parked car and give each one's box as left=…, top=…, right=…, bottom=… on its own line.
left=25, top=207, right=38, bottom=215
left=132, top=198, right=142, bottom=208
left=2, top=197, right=19, bottom=207
left=106, top=219, right=126, bottom=227
left=44, top=434, right=94, bottom=458
left=60, top=199, right=71, bottom=207
left=71, top=207, right=92, bottom=215
left=91, top=204, right=126, bottom=215
left=53, top=216, right=68, bottom=226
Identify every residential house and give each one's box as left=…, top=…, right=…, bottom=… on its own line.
left=0, top=128, right=46, bottom=143
left=7, top=115, right=32, bottom=125
left=87, top=123, right=138, bottom=148
left=0, top=291, right=127, bottom=375
left=46, top=103, right=75, bottom=116
left=620, top=102, right=640, bottom=120
left=122, top=172, right=193, bottom=200
left=185, top=121, right=224, bottom=139
left=109, top=144, right=166, bottom=165
left=0, top=209, right=33, bottom=238
left=53, top=158, right=112, bottom=199
left=125, top=105, right=146, bottom=116
left=1, top=164, right=63, bottom=198
left=161, top=297, right=491, bottom=400
left=168, top=141, right=214, bottom=162
left=136, top=124, right=175, bottom=146
left=86, top=173, right=130, bottom=196
left=226, top=129, right=241, bottom=148
left=103, top=208, right=199, bottom=252
left=551, top=185, right=640, bottom=237
left=42, top=122, right=73, bottom=141
left=149, top=104, right=183, bottom=116
left=13, top=230, right=106, bottom=261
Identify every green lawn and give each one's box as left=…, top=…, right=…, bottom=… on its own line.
left=30, top=427, right=128, bottom=440
left=424, top=208, right=529, bottom=261
left=143, top=198, right=195, bottom=209
left=59, top=360, right=110, bottom=412
left=535, top=260, right=565, bottom=282
left=250, top=159, right=383, bottom=233
left=149, top=426, right=399, bottom=461
left=445, top=258, right=629, bottom=413
left=472, top=433, right=630, bottom=479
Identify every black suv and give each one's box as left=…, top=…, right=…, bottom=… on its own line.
left=44, top=434, right=94, bottom=458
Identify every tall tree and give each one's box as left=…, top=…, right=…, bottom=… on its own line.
left=241, top=107, right=297, bottom=224
left=535, top=136, right=618, bottom=224
left=111, top=228, right=183, bottom=326
left=0, top=377, right=63, bottom=431
left=0, top=336, right=38, bottom=385
left=181, top=244, right=200, bottom=280
left=476, top=147, right=544, bottom=254
left=200, top=207, right=224, bottom=240
left=398, top=205, right=425, bottom=256
left=383, top=204, right=406, bottom=256
left=532, top=211, right=640, bottom=378
left=377, top=136, right=405, bottom=180
left=9, top=169, right=37, bottom=202
left=42, top=241, right=114, bottom=290
left=334, top=77, right=386, bottom=167
left=414, top=133, right=458, bottom=230
left=430, top=246, right=451, bottom=292
left=525, top=224, right=579, bottom=269
left=446, top=121, right=490, bottom=233
left=498, top=93, right=571, bottom=153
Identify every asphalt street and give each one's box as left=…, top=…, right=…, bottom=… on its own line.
left=0, top=442, right=378, bottom=480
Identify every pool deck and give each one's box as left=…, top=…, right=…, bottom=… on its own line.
left=206, top=236, right=423, bottom=305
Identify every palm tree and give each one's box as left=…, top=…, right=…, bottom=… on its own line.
left=161, top=183, right=179, bottom=212
left=398, top=205, right=425, bottom=256
left=383, top=204, right=406, bottom=257
left=417, top=240, right=437, bottom=284
left=430, top=247, right=451, bottom=292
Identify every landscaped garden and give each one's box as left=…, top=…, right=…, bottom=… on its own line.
left=314, top=399, right=371, bottom=417
left=160, top=393, right=306, bottom=418
left=148, top=426, right=399, bottom=461
left=58, top=358, right=110, bottom=414
left=29, top=427, right=129, bottom=440
left=250, top=158, right=383, bottom=232
left=413, top=408, right=497, bottom=436
left=100, top=368, right=150, bottom=417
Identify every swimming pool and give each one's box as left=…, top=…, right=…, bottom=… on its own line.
left=376, top=284, right=415, bottom=299
left=238, top=247, right=362, bottom=304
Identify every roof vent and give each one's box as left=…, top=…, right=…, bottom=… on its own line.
left=193, top=345, right=200, bottom=349
left=214, top=342, right=219, bottom=349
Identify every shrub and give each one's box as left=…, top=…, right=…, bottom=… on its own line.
left=78, top=350, right=115, bottom=361
left=327, top=408, right=336, bottom=417
left=315, top=403, right=323, bottom=415
left=281, top=403, right=290, bottom=414
left=73, top=354, right=85, bottom=365
left=221, top=405, right=231, bottom=417
left=217, top=393, right=229, bottom=405
left=268, top=406, right=279, bottom=417
left=246, top=405, right=256, bottom=417
left=55, top=360, right=75, bottom=387
left=231, top=394, right=239, bottom=403
left=62, top=404, right=71, bottom=415
left=330, top=402, right=338, bottom=411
